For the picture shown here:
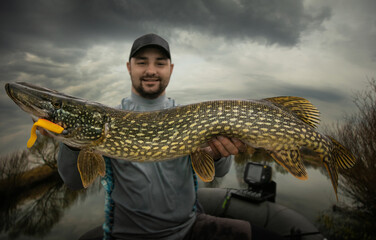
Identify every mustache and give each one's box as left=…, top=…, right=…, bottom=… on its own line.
left=141, top=76, right=161, bottom=81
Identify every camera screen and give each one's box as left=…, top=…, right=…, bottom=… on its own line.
left=245, top=165, right=262, bottom=183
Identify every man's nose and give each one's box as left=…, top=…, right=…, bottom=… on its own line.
left=145, top=64, right=157, bottom=75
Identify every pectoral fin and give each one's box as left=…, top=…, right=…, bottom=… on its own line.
left=269, top=149, right=308, bottom=180
left=191, top=149, right=215, bottom=182
left=77, top=149, right=106, bottom=188
left=234, top=145, right=256, bottom=164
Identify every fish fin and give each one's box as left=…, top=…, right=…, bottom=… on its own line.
left=263, top=96, right=320, bottom=128
left=191, top=149, right=215, bottom=182
left=234, top=146, right=256, bottom=164
left=327, top=136, right=357, bottom=169
left=323, top=161, right=339, bottom=201
left=269, top=149, right=308, bottom=180
left=245, top=145, right=256, bottom=155
left=77, top=149, right=106, bottom=188
left=323, top=136, right=357, bottom=201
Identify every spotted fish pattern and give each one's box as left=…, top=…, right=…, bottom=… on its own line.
left=5, top=82, right=357, bottom=199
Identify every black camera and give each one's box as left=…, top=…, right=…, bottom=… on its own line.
left=231, top=162, right=276, bottom=203
left=243, top=162, right=272, bottom=187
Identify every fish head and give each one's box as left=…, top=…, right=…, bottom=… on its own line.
left=5, top=82, right=109, bottom=148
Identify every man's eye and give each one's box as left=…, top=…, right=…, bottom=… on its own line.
left=137, top=62, right=146, bottom=65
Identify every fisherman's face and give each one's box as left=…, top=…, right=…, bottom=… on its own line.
left=127, top=47, right=174, bottom=99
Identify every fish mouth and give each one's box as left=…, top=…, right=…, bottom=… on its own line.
left=6, top=82, right=50, bottom=119
left=5, top=83, right=12, bottom=99
left=6, top=83, right=47, bottom=128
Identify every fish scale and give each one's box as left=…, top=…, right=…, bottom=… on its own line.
left=5, top=82, right=357, bottom=198
left=97, top=99, right=326, bottom=162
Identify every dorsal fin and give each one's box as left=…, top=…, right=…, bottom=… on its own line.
left=263, top=96, right=320, bottom=128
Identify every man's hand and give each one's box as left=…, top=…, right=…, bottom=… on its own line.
left=204, top=136, right=247, bottom=161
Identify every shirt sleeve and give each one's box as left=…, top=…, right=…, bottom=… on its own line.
left=57, top=143, right=84, bottom=190
left=213, top=155, right=232, bottom=177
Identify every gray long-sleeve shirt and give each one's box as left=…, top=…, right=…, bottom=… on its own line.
left=57, top=92, right=232, bottom=240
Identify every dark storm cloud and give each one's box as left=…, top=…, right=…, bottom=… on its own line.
left=0, top=0, right=332, bottom=101
left=0, top=0, right=331, bottom=52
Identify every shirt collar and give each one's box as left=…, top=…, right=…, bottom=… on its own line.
left=130, top=91, right=167, bottom=106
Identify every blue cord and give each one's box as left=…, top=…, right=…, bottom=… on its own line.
left=101, top=157, right=114, bottom=240
left=190, top=156, right=198, bottom=212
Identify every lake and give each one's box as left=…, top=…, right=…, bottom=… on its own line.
left=0, top=150, right=337, bottom=240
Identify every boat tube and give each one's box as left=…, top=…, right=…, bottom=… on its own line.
left=197, top=187, right=325, bottom=240
left=197, top=162, right=325, bottom=240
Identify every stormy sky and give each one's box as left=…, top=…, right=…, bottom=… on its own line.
left=0, top=0, right=375, bottom=155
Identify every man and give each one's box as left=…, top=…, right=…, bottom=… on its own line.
left=57, top=33, right=251, bottom=240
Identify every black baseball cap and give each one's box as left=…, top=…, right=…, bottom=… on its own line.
left=129, top=33, right=171, bottom=60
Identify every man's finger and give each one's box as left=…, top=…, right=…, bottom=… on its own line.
left=216, top=136, right=239, bottom=156
left=211, top=137, right=231, bottom=157
left=208, top=140, right=221, bottom=159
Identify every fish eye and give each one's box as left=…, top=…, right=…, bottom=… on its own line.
left=52, top=100, right=62, bottom=109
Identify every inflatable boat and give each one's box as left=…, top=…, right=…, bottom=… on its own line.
left=80, top=162, right=325, bottom=240
left=197, top=187, right=324, bottom=240
left=197, top=162, right=324, bottom=240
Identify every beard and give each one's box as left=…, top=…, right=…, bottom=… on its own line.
left=133, top=79, right=168, bottom=99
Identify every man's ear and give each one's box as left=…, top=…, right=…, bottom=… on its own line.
left=126, top=61, right=131, bottom=74
left=170, top=63, right=174, bottom=75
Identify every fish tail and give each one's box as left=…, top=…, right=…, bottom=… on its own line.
left=323, top=136, right=357, bottom=200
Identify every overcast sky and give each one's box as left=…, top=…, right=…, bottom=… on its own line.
left=0, top=0, right=375, bottom=155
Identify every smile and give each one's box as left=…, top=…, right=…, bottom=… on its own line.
left=142, top=78, right=160, bottom=82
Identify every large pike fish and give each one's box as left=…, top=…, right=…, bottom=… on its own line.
left=5, top=82, right=356, bottom=198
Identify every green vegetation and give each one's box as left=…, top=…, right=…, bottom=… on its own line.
left=318, top=79, right=376, bottom=240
